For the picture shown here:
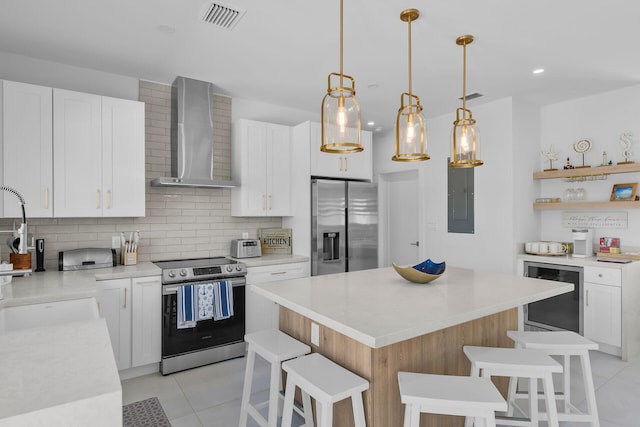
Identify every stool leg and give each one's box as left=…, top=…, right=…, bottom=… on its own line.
left=506, top=376, right=518, bottom=417
left=402, top=404, right=411, bottom=427
left=301, top=390, right=314, bottom=427
left=352, top=392, right=366, bottom=427
left=238, top=348, right=255, bottom=427
left=485, top=411, right=497, bottom=427
left=281, top=375, right=296, bottom=427
left=267, top=358, right=280, bottom=427
left=579, top=350, right=600, bottom=427
left=562, top=354, right=571, bottom=414
left=318, top=401, right=333, bottom=427
left=542, top=373, right=559, bottom=427
left=408, top=404, right=420, bottom=427
left=529, top=377, right=538, bottom=426
left=465, top=362, right=481, bottom=427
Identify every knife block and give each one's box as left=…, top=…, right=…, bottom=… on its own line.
left=121, top=246, right=138, bottom=265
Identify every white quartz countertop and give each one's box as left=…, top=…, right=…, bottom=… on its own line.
left=0, top=318, right=122, bottom=426
left=251, top=266, right=573, bottom=348
left=0, top=262, right=160, bottom=308
left=517, top=253, right=638, bottom=269
left=230, top=254, right=309, bottom=268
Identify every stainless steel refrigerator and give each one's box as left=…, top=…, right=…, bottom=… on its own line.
left=311, top=179, right=378, bottom=276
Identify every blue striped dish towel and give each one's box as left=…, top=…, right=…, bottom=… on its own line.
left=177, top=285, right=197, bottom=329
left=196, top=283, right=215, bottom=321
left=213, top=280, right=234, bottom=321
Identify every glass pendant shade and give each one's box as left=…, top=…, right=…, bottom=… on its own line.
left=450, top=108, right=482, bottom=167
left=321, top=73, right=362, bottom=153
left=449, top=34, right=483, bottom=168
left=393, top=94, right=429, bottom=161
left=393, top=8, right=429, bottom=162
left=321, top=0, right=363, bottom=154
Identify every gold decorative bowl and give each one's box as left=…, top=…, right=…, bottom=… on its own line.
left=392, top=262, right=444, bottom=284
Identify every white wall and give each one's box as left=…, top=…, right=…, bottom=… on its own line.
left=539, top=85, right=640, bottom=249
left=374, top=97, right=522, bottom=273
left=232, top=97, right=317, bottom=127
left=0, top=51, right=139, bottom=100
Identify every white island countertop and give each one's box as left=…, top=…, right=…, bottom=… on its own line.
left=251, top=266, right=573, bottom=348
left=0, top=318, right=121, bottom=426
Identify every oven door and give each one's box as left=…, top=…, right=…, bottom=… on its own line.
left=161, top=277, right=246, bottom=359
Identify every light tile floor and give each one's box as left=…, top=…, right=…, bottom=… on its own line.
left=122, top=350, right=640, bottom=426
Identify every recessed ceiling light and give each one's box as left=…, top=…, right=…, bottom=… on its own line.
left=367, top=121, right=375, bottom=126
left=532, top=68, right=545, bottom=74
left=374, top=127, right=383, bottom=132
left=367, top=83, right=380, bottom=89
left=157, top=25, right=176, bottom=34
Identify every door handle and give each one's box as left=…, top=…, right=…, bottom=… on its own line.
left=344, top=157, right=348, bottom=171
left=96, top=189, right=100, bottom=209
left=410, top=241, right=419, bottom=246
left=262, top=194, right=266, bottom=210
left=106, top=190, right=111, bottom=209
left=45, top=187, right=49, bottom=209
left=123, top=288, right=127, bottom=309
left=586, top=289, right=589, bottom=307
left=269, top=194, right=273, bottom=210
left=339, top=157, right=343, bottom=171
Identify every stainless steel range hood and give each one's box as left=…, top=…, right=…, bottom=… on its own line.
left=151, top=76, right=237, bottom=188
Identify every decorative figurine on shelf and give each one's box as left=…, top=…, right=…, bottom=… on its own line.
left=564, top=156, right=574, bottom=169
left=541, top=145, right=558, bottom=171
left=572, top=139, right=592, bottom=168
left=601, top=151, right=608, bottom=166
left=619, top=132, right=634, bottom=164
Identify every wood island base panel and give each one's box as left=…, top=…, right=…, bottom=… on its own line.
left=280, top=306, right=518, bottom=427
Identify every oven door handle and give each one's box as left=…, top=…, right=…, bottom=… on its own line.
left=163, top=279, right=246, bottom=295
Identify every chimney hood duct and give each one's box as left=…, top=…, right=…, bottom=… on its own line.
left=151, top=76, right=237, bottom=188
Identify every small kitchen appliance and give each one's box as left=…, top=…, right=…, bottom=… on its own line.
left=58, top=248, right=117, bottom=271
left=230, top=239, right=262, bottom=258
left=572, top=229, right=594, bottom=258
left=35, top=239, right=45, bottom=272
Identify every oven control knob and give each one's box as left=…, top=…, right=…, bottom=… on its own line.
left=226, top=265, right=233, bottom=272
left=235, top=265, right=242, bottom=271
left=180, top=269, right=187, bottom=277
left=168, top=271, right=176, bottom=278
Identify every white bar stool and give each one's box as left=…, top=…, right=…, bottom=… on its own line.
left=507, top=330, right=600, bottom=426
left=239, top=329, right=311, bottom=427
left=398, top=371, right=507, bottom=427
left=463, top=345, right=563, bottom=427
left=281, top=352, right=369, bottom=427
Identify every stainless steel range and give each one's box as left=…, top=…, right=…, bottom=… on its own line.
left=154, top=257, right=247, bottom=375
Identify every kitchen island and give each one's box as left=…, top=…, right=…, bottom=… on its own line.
left=251, top=265, right=573, bottom=427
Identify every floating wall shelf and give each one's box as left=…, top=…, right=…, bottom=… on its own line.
left=534, top=201, right=640, bottom=210
left=533, top=163, right=640, bottom=180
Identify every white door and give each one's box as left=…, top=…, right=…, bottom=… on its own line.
left=584, top=282, right=622, bottom=348
left=2, top=81, right=53, bottom=217
left=381, top=170, right=420, bottom=266
left=131, top=276, right=162, bottom=367
left=267, top=123, right=291, bottom=216
left=96, top=278, right=132, bottom=370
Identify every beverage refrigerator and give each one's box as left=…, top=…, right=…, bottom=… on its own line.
left=311, top=178, right=378, bottom=276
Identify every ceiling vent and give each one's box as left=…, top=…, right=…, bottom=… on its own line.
left=200, top=2, right=246, bottom=30
left=459, top=92, right=483, bottom=101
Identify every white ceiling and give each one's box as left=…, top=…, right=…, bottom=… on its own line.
left=1, top=0, right=639, bottom=131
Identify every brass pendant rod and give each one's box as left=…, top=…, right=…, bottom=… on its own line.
left=462, top=40, right=467, bottom=112
left=339, top=0, right=344, bottom=89
left=408, top=16, right=412, bottom=96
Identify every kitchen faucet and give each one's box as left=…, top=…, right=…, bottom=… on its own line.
left=0, top=185, right=28, bottom=254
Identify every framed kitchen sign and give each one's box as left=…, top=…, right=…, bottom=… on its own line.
left=561, top=211, right=628, bottom=229
left=610, top=182, right=638, bottom=201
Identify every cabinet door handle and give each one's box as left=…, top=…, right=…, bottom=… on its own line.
left=271, top=271, right=287, bottom=276
left=45, top=187, right=49, bottom=209
left=344, top=157, right=348, bottom=171
left=262, top=194, right=266, bottom=210
left=339, top=157, right=343, bottom=171
left=269, top=194, right=273, bottom=210
left=123, top=288, right=127, bottom=309
left=598, top=273, right=603, bottom=278
left=96, top=190, right=100, bottom=209
left=97, top=301, right=101, bottom=313
left=106, top=190, right=111, bottom=209
left=586, top=289, right=589, bottom=307
left=135, top=280, right=160, bottom=285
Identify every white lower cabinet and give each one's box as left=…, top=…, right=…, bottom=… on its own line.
left=95, top=278, right=132, bottom=370
left=584, top=266, right=622, bottom=350
left=131, top=276, right=162, bottom=367
left=96, top=276, right=161, bottom=371
left=245, top=262, right=309, bottom=335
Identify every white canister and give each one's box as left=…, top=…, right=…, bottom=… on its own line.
left=538, top=242, right=550, bottom=253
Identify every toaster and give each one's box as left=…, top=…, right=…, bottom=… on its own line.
left=231, top=239, right=262, bottom=258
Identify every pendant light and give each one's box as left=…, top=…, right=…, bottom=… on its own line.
left=393, top=9, right=429, bottom=162
left=321, top=0, right=362, bottom=154
left=449, top=35, right=483, bottom=168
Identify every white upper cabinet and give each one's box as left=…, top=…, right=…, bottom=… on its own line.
left=2, top=81, right=53, bottom=217
left=53, top=88, right=145, bottom=217
left=101, top=96, right=145, bottom=217
left=310, top=123, right=373, bottom=181
left=231, top=119, right=291, bottom=216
